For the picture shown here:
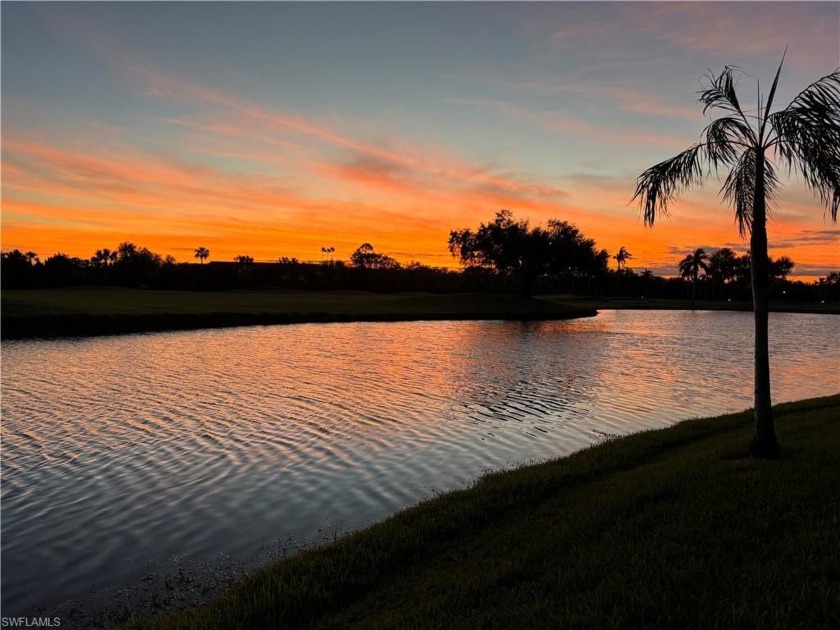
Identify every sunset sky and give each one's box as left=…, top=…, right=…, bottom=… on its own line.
left=2, top=2, right=839, bottom=279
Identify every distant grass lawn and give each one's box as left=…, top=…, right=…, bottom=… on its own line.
left=540, top=294, right=840, bottom=314
left=2, top=286, right=563, bottom=316
left=3, top=287, right=836, bottom=339
left=127, top=395, right=840, bottom=629
left=0, top=288, right=592, bottom=339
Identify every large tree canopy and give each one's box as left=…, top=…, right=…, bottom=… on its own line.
left=448, top=210, right=607, bottom=297
left=349, top=243, right=400, bottom=270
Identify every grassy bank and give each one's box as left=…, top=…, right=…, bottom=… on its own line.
left=541, top=294, right=840, bottom=314
left=128, top=395, right=840, bottom=629
left=0, top=288, right=593, bottom=339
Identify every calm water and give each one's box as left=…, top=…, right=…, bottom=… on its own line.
left=2, top=311, right=839, bottom=616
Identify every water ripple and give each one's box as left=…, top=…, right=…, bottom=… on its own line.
left=1, top=311, right=838, bottom=616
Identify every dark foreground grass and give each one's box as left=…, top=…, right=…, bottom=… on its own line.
left=1, top=288, right=592, bottom=339
left=128, top=395, right=840, bottom=630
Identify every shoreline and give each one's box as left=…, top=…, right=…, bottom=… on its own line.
left=1, top=309, right=597, bottom=340
left=3, top=288, right=837, bottom=341
left=1, top=288, right=598, bottom=340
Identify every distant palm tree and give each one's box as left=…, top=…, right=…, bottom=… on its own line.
left=92, top=248, right=116, bottom=268
left=640, top=269, right=654, bottom=297
left=613, top=246, right=632, bottom=272
left=633, top=55, right=839, bottom=458
left=194, top=247, right=210, bottom=264
left=679, top=248, right=710, bottom=307
left=613, top=246, right=632, bottom=295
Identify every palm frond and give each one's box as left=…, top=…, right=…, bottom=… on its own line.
left=699, top=66, right=747, bottom=119
left=701, top=117, right=755, bottom=168
left=720, top=149, right=780, bottom=237
left=633, top=145, right=705, bottom=226
left=679, top=249, right=710, bottom=279
left=769, top=69, right=840, bottom=221
left=758, top=48, right=786, bottom=141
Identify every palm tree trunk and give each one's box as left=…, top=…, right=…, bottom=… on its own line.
left=749, top=152, right=780, bottom=458
left=691, top=271, right=697, bottom=308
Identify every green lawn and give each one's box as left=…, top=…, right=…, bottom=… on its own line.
left=4, top=288, right=835, bottom=317
left=126, top=395, right=840, bottom=629
left=540, top=294, right=840, bottom=314
left=0, top=288, right=592, bottom=339
left=3, top=287, right=566, bottom=316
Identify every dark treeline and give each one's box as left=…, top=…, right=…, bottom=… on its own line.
left=2, top=215, right=838, bottom=302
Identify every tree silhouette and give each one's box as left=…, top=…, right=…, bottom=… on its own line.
left=640, top=269, right=654, bottom=297
left=349, top=243, right=400, bottom=270
left=91, top=248, right=117, bottom=268
left=545, top=219, right=609, bottom=291
left=194, top=247, right=210, bottom=264
left=816, top=272, right=840, bottom=302
left=633, top=55, right=840, bottom=458
left=113, top=242, right=162, bottom=286
left=450, top=210, right=607, bottom=297
left=770, top=255, right=794, bottom=280
left=679, top=248, right=710, bottom=307
left=613, top=246, right=632, bottom=295
left=613, top=246, right=632, bottom=271
left=1, top=249, right=41, bottom=287
left=117, top=241, right=139, bottom=260
left=708, top=248, right=738, bottom=292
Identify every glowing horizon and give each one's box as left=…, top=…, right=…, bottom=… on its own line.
left=2, top=2, right=839, bottom=280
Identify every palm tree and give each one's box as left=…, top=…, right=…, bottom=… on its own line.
left=678, top=248, right=710, bottom=307
left=613, top=246, right=632, bottom=295
left=640, top=269, right=654, bottom=297
left=92, top=248, right=116, bottom=268
left=633, top=55, right=839, bottom=458
left=613, top=245, right=632, bottom=272
left=194, top=247, right=210, bottom=264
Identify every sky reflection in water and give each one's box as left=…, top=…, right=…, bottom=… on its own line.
left=1, top=311, right=838, bottom=615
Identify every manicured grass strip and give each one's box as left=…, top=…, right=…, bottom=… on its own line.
left=1, top=289, right=592, bottom=339
left=540, top=294, right=840, bottom=314
left=127, top=395, right=840, bottom=630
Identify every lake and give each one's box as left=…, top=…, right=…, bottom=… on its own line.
left=2, top=310, right=838, bottom=618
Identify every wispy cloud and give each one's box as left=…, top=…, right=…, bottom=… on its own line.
left=449, top=98, right=690, bottom=150
left=637, top=3, right=838, bottom=66
left=525, top=2, right=838, bottom=73
left=510, top=80, right=699, bottom=121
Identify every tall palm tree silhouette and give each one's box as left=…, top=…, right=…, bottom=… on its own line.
left=613, top=246, right=632, bottom=295
left=679, top=248, right=710, bottom=307
left=633, top=55, right=839, bottom=457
